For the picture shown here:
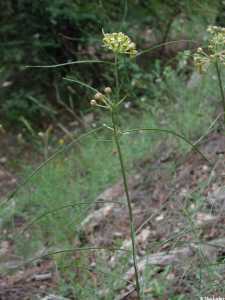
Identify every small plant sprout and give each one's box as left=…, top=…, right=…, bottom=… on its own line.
left=194, top=25, right=225, bottom=121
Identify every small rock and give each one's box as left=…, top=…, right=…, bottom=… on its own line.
left=155, top=213, right=164, bottom=221
left=207, top=187, right=225, bottom=211
left=202, top=165, right=209, bottom=172
left=33, top=273, right=52, bottom=281
left=81, top=203, right=115, bottom=234
left=113, top=232, right=123, bottom=238
left=0, top=157, right=7, bottom=164
left=41, top=295, right=70, bottom=300
left=196, top=213, right=218, bottom=227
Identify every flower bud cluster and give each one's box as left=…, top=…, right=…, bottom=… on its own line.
left=90, top=87, right=112, bottom=108
left=103, top=32, right=137, bottom=57
left=194, top=25, right=225, bottom=73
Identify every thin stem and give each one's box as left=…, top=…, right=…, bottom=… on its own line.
left=114, top=54, right=120, bottom=101
left=14, top=246, right=129, bottom=271
left=122, top=127, right=210, bottom=164
left=111, top=111, right=141, bottom=299
left=215, top=60, right=225, bottom=122
left=26, top=59, right=113, bottom=68
left=137, top=39, right=198, bottom=57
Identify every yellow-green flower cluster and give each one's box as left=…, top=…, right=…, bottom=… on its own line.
left=194, top=25, right=225, bottom=73
left=103, top=32, right=137, bottom=57
left=207, top=26, right=225, bottom=50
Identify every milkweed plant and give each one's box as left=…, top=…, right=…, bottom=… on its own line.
left=22, top=29, right=213, bottom=300
left=90, top=31, right=141, bottom=299
left=82, top=31, right=208, bottom=299
left=194, top=26, right=225, bottom=122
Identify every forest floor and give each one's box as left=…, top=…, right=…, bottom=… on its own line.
left=0, top=128, right=225, bottom=299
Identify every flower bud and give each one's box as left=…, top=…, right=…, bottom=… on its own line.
left=94, top=92, right=104, bottom=100
left=104, top=87, right=112, bottom=94
left=90, top=99, right=97, bottom=106
left=38, top=132, right=44, bottom=138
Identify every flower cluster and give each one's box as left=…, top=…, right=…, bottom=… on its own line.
left=207, top=25, right=225, bottom=50
left=103, top=32, right=137, bottom=57
left=194, top=25, right=225, bottom=73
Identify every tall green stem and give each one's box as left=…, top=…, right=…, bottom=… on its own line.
left=114, top=54, right=119, bottom=100
left=111, top=110, right=141, bottom=299
left=112, top=54, right=141, bottom=298
left=215, top=60, right=225, bottom=122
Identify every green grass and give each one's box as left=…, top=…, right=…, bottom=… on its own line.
left=0, top=54, right=223, bottom=299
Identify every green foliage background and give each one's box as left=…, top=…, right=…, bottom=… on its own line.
left=0, top=0, right=223, bottom=126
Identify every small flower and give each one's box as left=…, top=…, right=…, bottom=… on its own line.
left=102, top=32, right=137, bottom=57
